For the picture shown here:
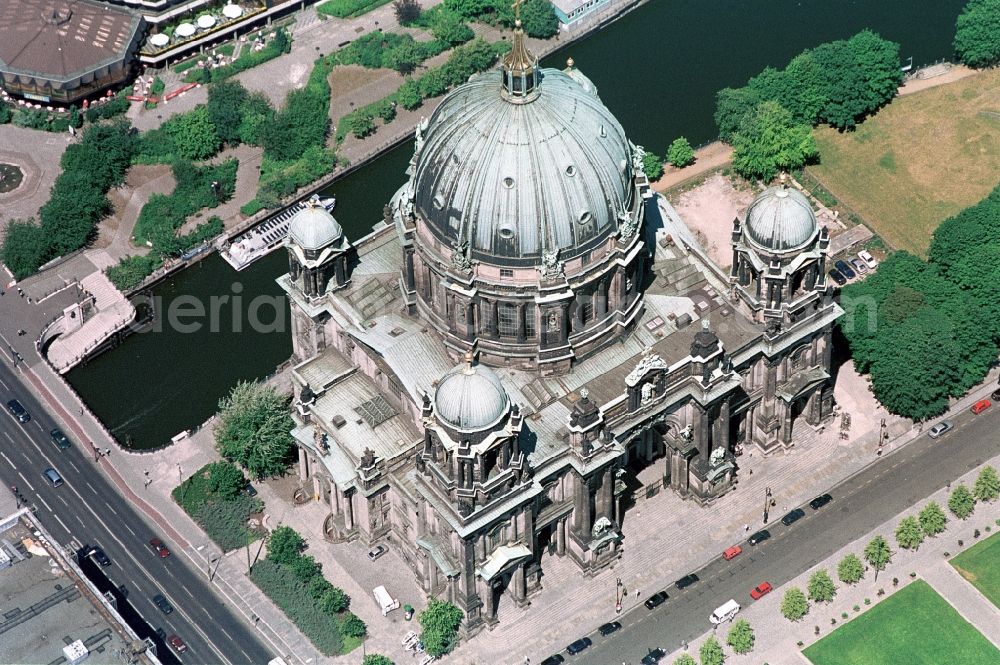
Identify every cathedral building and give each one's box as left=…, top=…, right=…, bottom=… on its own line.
left=277, top=22, right=842, bottom=635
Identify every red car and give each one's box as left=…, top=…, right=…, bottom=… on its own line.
left=971, top=399, right=991, bottom=415
left=149, top=537, right=170, bottom=558
left=750, top=582, right=773, bottom=600
left=168, top=634, right=187, bottom=653
left=723, top=545, right=742, bottom=561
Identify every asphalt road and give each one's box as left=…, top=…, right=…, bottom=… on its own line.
left=556, top=401, right=1000, bottom=665
left=0, top=360, right=273, bottom=665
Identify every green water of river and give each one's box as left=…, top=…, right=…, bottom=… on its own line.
left=66, top=0, right=967, bottom=448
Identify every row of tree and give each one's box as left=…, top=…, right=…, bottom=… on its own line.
left=442, top=0, right=558, bottom=38
left=715, top=30, right=902, bottom=181
left=839, top=184, right=1000, bottom=420
left=954, top=0, right=1000, bottom=68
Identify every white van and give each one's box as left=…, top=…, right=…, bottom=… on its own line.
left=373, top=585, right=400, bottom=616
left=709, top=599, right=740, bottom=624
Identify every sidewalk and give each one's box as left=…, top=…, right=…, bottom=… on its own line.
left=682, top=451, right=1000, bottom=665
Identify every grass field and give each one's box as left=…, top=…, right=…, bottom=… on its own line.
left=809, top=69, right=1000, bottom=255
left=951, top=530, right=1000, bottom=609
left=803, top=580, right=1000, bottom=665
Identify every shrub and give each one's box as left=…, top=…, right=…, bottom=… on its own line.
left=807, top=569, right=836, bottom=603
left=918, top=501, right=947, bottom=536
left=726, top=619, right=755, bottom=655
left=667, top=137, right=695, bottom=168
left=267, top=526, right=306, bottom=565
left=973, top=465, right=1000, bottom=502
left=320, top=586, right=351, bottom=614
left=394, top=0, right=422, bottom=24
left=105, top=254, right=162, bottom=291
left=163, top=106, right=222, bottom=161
left=317, top=0, right=393, bottom=18
left=895, top=515, right=925, bottom=550
left=250, top=559, right=345, bottom=655
left=419, top=599, right=463, bottom=657
left=949, top=484, right=975, bottom=519
left=207, top=460, right=246, bottom=499
left=340, top=612, right=367, bottom=638
left=194, top=494, right=263, bottom=551
left=363, top=656, right=394, bottom=665
left=780, top=587, right=809, bottom=621
left=641, top=151, right=664, bottom=180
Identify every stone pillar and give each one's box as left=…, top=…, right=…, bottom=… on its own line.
left=598, top=280, right=609, bottom=318
left=693, top=404, right=710, bottom=461
left=298, top=447, right=308, bottom=481
left=556, top=517, right=567, bottom=555
left=404, top=249, right=416, bottom=290
left=345, top=491, right=355, bottom=530
left=559, top=304, right=569, bottom=344
left=513, top=563, right=527, bottom=600
left=465, top=301, right=476, bottom=341
left=516, top=303, right=526, bottom=342
left=572, top=475, right=591, bottom=536
left=572, top=296, right=584, bottom=332
left=599, top=467, right=613, bottom=519
left=422, top=264, right=432, bottom=300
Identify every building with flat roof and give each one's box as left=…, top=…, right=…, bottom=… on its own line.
left=0, top=0, right=144, bottom=103
left=0, top=506, right=159, bottom=665
left=279, top=23, right=841, bottom=635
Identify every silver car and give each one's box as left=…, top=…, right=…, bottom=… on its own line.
left=927, top=420, right=954, bottom=439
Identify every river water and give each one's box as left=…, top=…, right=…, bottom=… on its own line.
left=66, top=0, right=966, bottom=449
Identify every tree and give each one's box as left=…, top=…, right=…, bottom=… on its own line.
left=1, top=220, right=48, bottom=280
left=667, top=137, right=695, bottom=168
left=207, top=80, right=249, bottom=145
left=238, top=92, right=275, bottom=146
left=393, top=0, right=422, bottom=24
left=265, top=526, right=305, bottom=565
left=215, top=381, right=296, bottom=479
left=714, top=86, right=761, bottom=142
left=164, top=106, right=221, bottom=160
left=780, top=587, right=809, bottom=621
left=807, top=569, right=836, bottom=603
left=731, top=101, right=817, bottom=181
left=863, top=535, right=891, bottom=581
left=974, top=465, right=1000, bottom=502
left=519, top=0, right=559, bottom=38
left=272, top=27, right=292, bottom=54
left=396, top=80, right=423, bottom=110
left=340, top=613, right=366, bottom=638
left=698, top=635, right=724, bottom=665
left=837, top=553, right=864, bottom=585
left=641, top=151, right=664, bottom=181
left=918, top=501, right=947, bottom=536
left=431, top=11, right=474, bottom=45
left=955, top=0, right=1000, bottom=68
left=674, top=655, right=696, bottom=665
left=363, top=656, right=394, bottom=665
left=418, top=599, right=463, bottom=657
left=949, top=484, right=975, bottom=519
left=320, top=586, right=350, bottom=614
left=726, top=618, right=755, bottom=654
left=207, top=461, right=246, bottom=499
left=895, top=516, right=925, bottom=550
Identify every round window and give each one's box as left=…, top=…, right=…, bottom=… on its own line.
left=503, top=176, right=515, bottom=189
left=578, top=211, right=594, bottom=224
left=433, top=194, right=446, bottom=209
left=565, top=165, right=576, bottom=177
left=498, top=225, right=515, bottom=239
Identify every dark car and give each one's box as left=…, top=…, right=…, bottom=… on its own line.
left=155, top=628, right=167, bottom=642
left=50, top=428, right=72, bottom=450
left=152, top=593, right=173, bottom=614
left=241, top=483, right=258, bottom=497
left=827, top=269, right=847, bottom=286
left=781, top=508, right=806, bottom=526
left=644, top=590, right=669, bottom=609
left=540, top=656, right=565, bottom=665
left=748, top=530, right=771, bottom=546
left=809, top=493, right=833, bottom=511
left=834, top=259, right=857, bottom=279
left=6, top=399, right=30, bottom=423
left=674, top=573, right=700, bottom=590
left=598, top=621, right=622, bottom=636
left=88, top=547, right=111, bottom=567
left=566, top=637, right=592, bottom=655
left=148, top=538, right=170, bottom=558
left=992, top=388, right=1000, bottom=402
left=641, top=648, right=667, bottom=665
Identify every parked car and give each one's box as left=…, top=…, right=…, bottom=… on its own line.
left=565, top=637, right=592, bottom=655
left=674, top=573, right=699, bottom=590
left=927, top=420, right=954, bottom=439
left=748, top=530, right=771, bottom=546
left=6, top=399, right=30, bottom=423
left=155, top=628, right=167, bottom=642
left=781, top=508, right=806, bottom=526
left=809, top=493, right=833, bottom=511
left=598, top=621, right=622, bottom=636
left=834, top=259, right=856, bottom=279
left=168, top=635, right=188, bottom=653
left=993, top=388, right=1000, bottom=401
left=43, top=468, right=64, bottom=488
left=850, top=258, right=869, bottom=274
left=368, top=544, right=388, bottom=561
left=641, top=648, right=667, bottom=664
left=241, top=483, right=258, bottom=497
left=971, top=399, right=992, bottom=415
left=723, top=545, right=743, bottom=560
left=88, top=547, right=111, bottom=567
left=50, top=428, right=72, bottom=450
left=750, top=582, right=773, bottom=600
left=148, top=538, right=170, bottom=558
left=644, top=590, right=669, bottom=609
left=858, top=250, right=878, bottom=269
left=152, top=593, right=173, bottom=614
left=540, top=656, right=565, bottom=665
left=827, top=269, right=847, bottom=286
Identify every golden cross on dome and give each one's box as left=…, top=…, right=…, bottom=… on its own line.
left=511, top=0, right=523, bottom=21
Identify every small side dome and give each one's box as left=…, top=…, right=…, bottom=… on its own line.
left=434, top=353, right=510, bottom=431
left=289, top=197, right=342, bottom=251
left=743, top=184, right=818, bottom=253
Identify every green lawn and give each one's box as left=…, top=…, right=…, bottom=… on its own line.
left=804, top=580, right=1000, bottom=665
left=951, top=530, right=1000, bottom=609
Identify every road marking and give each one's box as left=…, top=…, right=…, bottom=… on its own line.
left=0, top=377, right=8, bottom=390
left=38, top=495, right=52, bottom=511
left=180, top=583, right=195, bottom=599
left=16, top=471, right=35, bottom=491
left=217, top=625, right=234, bottom=641
left=85, top=481, right=98, bottom=495
left=106, top=502, right=118, bottom=516
left=0, top=451, right=14, bottom=468
left=52, top=513, right=70, bottom=534
left=74, top=514, right=86, bottom=528
left=3, top=431, right=13, bottom=444
left=122, top=522, right=137, bottom=537
left=55, top=493, right=68, bottom=507
left=67, top=459, right=81, bottom=474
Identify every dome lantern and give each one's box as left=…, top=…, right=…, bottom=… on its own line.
left=501, top=3, right=538, bottom=102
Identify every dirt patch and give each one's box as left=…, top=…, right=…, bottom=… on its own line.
left=668, top=173, right=755, bottom=269
left=328, top=64, right=403, bottom=124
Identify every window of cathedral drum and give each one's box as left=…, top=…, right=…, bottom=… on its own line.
left=500, top=268, right=514, bottom=279
left=488, top=524, right=507, bottom=549
left=498, top=302, right=517, bottom=337
left=791, top=346, right=808, bottom=369
left=389, top=378, right=402, bottom=399
left=524, top=303, right=536, bottom=338
left=581, top=294, right=594, bottom=323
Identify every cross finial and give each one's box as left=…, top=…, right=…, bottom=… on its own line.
left=511, top=0, right=523, bottom=20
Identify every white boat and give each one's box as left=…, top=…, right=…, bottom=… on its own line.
left=220, top=195, right=335, bottom=271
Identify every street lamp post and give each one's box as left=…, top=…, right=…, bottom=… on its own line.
left=763, top=486, right=772, bottom=524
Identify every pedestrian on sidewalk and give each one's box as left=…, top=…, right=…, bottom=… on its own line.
left=744, top=523, right=750, bottom=532
left=105, top=448, right=111, bottom=457
left=635, top=588, right=640, bottom=598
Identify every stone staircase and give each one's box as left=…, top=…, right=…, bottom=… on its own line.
left=46, top=273, right=135, bottom=373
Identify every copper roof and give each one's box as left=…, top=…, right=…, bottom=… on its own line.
left=0, top=0, right=142, bottom=82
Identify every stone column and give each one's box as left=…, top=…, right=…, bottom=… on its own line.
left=465, top=301, right=476, bottom=341
left=572, top=474, right=592, bottom=536
left=345, top=491, right=355, bottom=530
left=556, top=517, right=567, bottom=555
left=559, top=304, right=569, bottom=344
left=298, top=446, right=308, bottom=481
left=404, top=249, right=416, bottom=290
left=598, top=280, right=609, bottom=318
left=572, top=296, right=584, bottom=332
left=599, top=467, right=613, bottom=519
left=516, top=303, right=526, bottom=342
left=513, top=563, right=526, bottom=600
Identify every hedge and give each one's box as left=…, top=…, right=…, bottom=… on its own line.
left=105, top=254, right=163, bottom=291
left=317, top=0, right=393, bottom=18
left=172, top=462, right=262, bottom=552
left=184, top=28, right=291, bottom=84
